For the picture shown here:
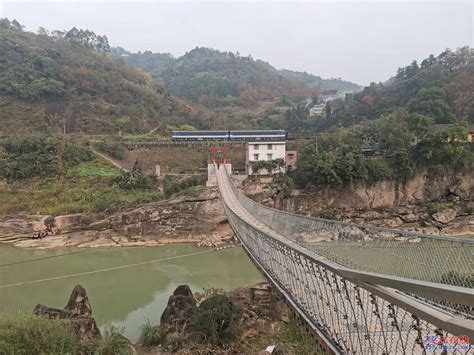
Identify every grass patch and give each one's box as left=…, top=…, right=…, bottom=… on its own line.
left=163, top=174, right=206, bottom=198
left=66, top=159, right=121, bottom=178
left=85, top=327, right=130, bottom=355
left=140, top=321, right=165, bottom=347
left=278, top=315, right=321, bottom=354
left=174, top=185, right=204, bottom=198
left=0, top=159, right=163, bottom=215
left=0, top=312, right=80, bottom=354
left=234, top=314, right=322, bottom=354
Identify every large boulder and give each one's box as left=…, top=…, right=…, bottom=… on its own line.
left=441, top=215, right=474, bottom=237
left=33, top=285, right=100, bottom=341
left=432, top=208, right=457, bottom=224
left=160, top=285, right=197, bottom=333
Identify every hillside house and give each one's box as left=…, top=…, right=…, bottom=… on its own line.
left=246, top=141, right=286, bottom=175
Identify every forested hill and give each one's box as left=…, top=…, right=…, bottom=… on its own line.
left=278, top=69, right=361, bottom=93
left=310, top=47, right=474, bottom=131
left=112, top=47, right=361, bottom=105
left=0, top=19, right=192, bottom=135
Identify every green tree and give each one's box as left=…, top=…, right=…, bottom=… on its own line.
left=408, top=87, right=454, bottom=123
left=408, top=113, right=435, bottom=138
left=415, top=121, right=470, bottom=170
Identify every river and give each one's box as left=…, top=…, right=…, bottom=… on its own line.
left=0, top=244, right=264, bottom=341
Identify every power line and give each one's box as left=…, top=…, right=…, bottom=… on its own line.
left=0, top=246, right=154, bottom=267
left=0, top=249, right=94, bottom=267
left=0, top=246, right=238, bottom=289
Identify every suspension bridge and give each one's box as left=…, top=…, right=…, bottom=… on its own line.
left=215, top=164, right=473, bottom=354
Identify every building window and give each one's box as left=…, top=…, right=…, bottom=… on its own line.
left=267, top=153, right=273, bottom=160
left=267, top=144, right=272, bottom=150
left=253, top=153, right=259, bottom=160
left=287, top=153, right=294, bottom=160
left=254, top=145, right=259, bottom=150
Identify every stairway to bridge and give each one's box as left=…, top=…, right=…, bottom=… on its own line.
left=215, top=165, right=474, bottom=354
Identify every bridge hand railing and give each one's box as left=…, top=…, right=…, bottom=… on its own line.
left=224, top=173, right=473, bottom=319
left=223, top=201, right=472, bottom=354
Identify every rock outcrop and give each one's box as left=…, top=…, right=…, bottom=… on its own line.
left=160, top=285, right=197, bottom=334
left=33, top=285, right=100, bottom=341
left=0, top=188, right=235, bottom=249
left=228, top=282, right=289, bottom=338
left=244, top=171, right=474, bottom=211
left=243, top=172, right=474, bottom=238
left=151, top=282, right=290, bottom=353
left=432, top=208, right=457, bottom=224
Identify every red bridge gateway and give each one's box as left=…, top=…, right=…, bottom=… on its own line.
left=207, top=147, right=231, bottom=187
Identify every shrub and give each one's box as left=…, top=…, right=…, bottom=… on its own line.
left=0, top=312, right=80, bottom=354
left=163, top=174, right=206, bottom=198
left=85, top=327, right=130, bottom=355
left=427, top=201, right=448, bottom=214
left=320, top=209, right=337, bottom=220
left=192, top=294, right=241, bottom=345
left=365, top=158, right=393, bottom=185
left=95, top=139, right=126, bottom=160
left=114, top=160, right=156, bottom=189
left=463, top=206, right=474, bottom=215
left=114, top=170, right=155, bottom=189
left=0, top=135, right=93, bottom=179
left=141, top=321, right=165, bottom=347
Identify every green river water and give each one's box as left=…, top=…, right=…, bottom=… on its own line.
left=0, top=244, right=263, bottom=341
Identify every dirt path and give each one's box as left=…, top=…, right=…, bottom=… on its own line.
left=91, top=149, right=129, bottom=172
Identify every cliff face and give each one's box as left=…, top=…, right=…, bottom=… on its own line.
left=242, top=172, right=474, bottom=237
left=244, top=172, right=473, bottom=212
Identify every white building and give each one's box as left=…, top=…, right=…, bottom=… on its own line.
left=309, top=104, right=326, bottom=116
left=246, top=141, right=286, bottom=175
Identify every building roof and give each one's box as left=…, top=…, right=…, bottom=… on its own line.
left=247, top=141, right=286, bottom=145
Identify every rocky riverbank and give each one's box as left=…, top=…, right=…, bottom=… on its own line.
left=25, top=282, right=315, bottom=354
left=4, top=171, right=472, bottom=250
left=0, top=188, right=235, bottom=249
left=242, top=173, right=474, bottom=238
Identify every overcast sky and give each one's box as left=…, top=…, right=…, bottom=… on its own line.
left=1, top=1, right=472, bottom=85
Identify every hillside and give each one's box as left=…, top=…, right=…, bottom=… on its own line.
left=113, top=47, right=361, bottom=106
left=278, top=69, right=361, bottom=93
left=0, top=19, right=193, bottom=135
left=308, top=47, right=474, bottom=131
